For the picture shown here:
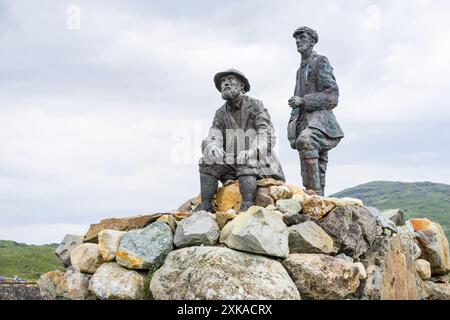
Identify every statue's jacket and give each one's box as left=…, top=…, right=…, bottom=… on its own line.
left=288, top=51, right=344, bottom=148
left=202, top=95, right=285, bottom=180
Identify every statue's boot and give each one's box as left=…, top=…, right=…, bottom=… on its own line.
left=194, top=173, right=218, bottom=212
left=238, top=175, right=257, bottom=213
left=301, top=157, right=323, bottom=196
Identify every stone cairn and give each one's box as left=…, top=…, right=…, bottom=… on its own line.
left=39, top=179, right=450, bottom=300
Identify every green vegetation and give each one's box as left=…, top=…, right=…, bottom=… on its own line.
left=331, top=181, right=450, bottom=238
left=0, top=240, right=62, bottom=280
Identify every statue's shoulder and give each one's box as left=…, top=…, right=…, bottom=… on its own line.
left=311, top=53, right=332, bottom=68
left=244, top=95, right=264, bottom=110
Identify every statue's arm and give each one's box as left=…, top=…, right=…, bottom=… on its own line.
left=201, top=111, right=224, bottom=154
left=251, top=101, right=276, bottom=156
left=302, top=56, right=339, bottom=112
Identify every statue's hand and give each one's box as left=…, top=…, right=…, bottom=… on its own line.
left=209, top=146, right=225, bottom=164
left=237, top=149, right=257, bottom=165
left=288, top=96, right=304, bottom=108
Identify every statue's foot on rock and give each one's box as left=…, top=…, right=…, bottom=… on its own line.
left=193, top=202, right=214, bottom=213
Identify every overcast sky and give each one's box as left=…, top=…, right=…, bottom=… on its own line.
left=1, top=0, right=449, bottom=244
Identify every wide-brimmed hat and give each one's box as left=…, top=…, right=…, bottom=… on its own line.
left=213, top=69, right=251, bottom=93
left=293, top=26, right=319, bottom=44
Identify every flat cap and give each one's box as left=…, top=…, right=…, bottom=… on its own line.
left=213, top=69, right=250, bottom=93
left=293, top=26, right=319, bottom=44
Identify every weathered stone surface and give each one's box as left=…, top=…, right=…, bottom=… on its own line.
left=171, top=211, right=191, bottom=221
left=157, top=214, right=178, bottom=233
left=150, top=246, right=300, bottom=300
left=288, top=221, right=333, bottom=254
left=282, top=254, right=361, bottom=300
left=255, top=187, right=275, bottom=207
left=70, top=243, right=103, bottom=274
left=177, top=196, right=198, bottom=211
left=276, top=199, right=302, bottom=214
left=410, top=218, right=450, bottom=275
left=174, top=211, right=220, bottom=248
left=38, top=270, right=93, bottom=300
left=89, top=263, right=148, bottom=300
left=367, top=207, right=398, bottom=233
left=335, top=253, right=353, bottom=263
left=220, top=206, right=289, bottom=258
left=426, top=281, right=450, bottom=300
left=83, top=214, right=162, bottom=243
left=318, top=205, right=377, bottom=259
left=256, top=178, right=284, bottom=187
left=326, top=197, right=363, bottom=208
left=282, top=213, right=314, bottom=227
left=302, top=196, right=336, bottom=220
left=269, top=186, right=293, bottom=201
left=116, top=222, right=174, bottom=270
left=98, top=229, right=126, bottom=262
left=214, top=181, right=242, bottom=212
left=354, top=262, right=367, bottom=280
left=38, top=270, right=65, bottom=300
left=215, top=211, right=237, bottom=230
left=286, top=184, right=309, bottom=204
left=415, top=259, right=432, bottom=280
left=382, top=209, right=406, bottom=226
left=55, top=234, right=83, bottom=267
left=359, top=228, right=429, bottom=300
left=430, top=275, right=450, bottom=283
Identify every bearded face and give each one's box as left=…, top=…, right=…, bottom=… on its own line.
left=220, top=75, right=244, bottom=101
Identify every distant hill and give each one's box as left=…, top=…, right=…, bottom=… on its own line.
left=331, top=181, right=450, bottom=238
left=0, top=240, right=62, bottom=280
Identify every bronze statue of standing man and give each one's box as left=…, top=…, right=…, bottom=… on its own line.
left=287, top=27, right=344, bottom=196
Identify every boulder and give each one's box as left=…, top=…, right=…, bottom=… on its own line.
left=286, top=184, right=309, bottom=203
left=359, top=226, right=429, bottom=300
left=354, top=262, right=367, bottom=280
left=150, top=246, right=300, bottom=300
left=89, top=263, right=149, bottom=300
left=116, top=221, right=174, bottom=270
left=382, top=209, right=406, bottom=226
left=318, top=205, right=377, bottom=259
left=426, top=281, right=450, bottom=300
left=70, top=243, right=103, bottom=274
left=276, top=199, right=302, bottom=214
left=326, top=197, right=363, bottom=208
left=302, top=196, right=336, bottom=220
left=83, top=214, right=162, bottom=243
left=174, top=211, right=220, bottom=248
left=282, top=254, right=361, bottom=300
left=269, top=186, right=293, bottom=201
left=415, top=259, right=432, bottom=280
left=214, top=181, right=242, bottom=212
left=215, top=211, right=237, bottom=230
left=38, top=269, right=93, bottom=300
left=410, top=218, right=450, bottom=275
left=54, top=234, right=83, bottom=267
left=98, top=229, right=126, bottom=261
left=283, top=212, right=314, bottom=227
left=157, top=214, right=177, bottom=233
left=220, top=206, right=289, bottom=258
left=288, top=221, right=333, bottom=254
left=255, top=187, right=275, bottom=207
left=367, top=207, right=398, bottom=233
left=256, top=178, right=284, bottom=187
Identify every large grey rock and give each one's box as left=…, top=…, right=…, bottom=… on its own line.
left=410, top=218, right=450, bottom=275
left=174, top=211, right=220, bottom=248
left=55, top=234, right=83, bottom=267
left=358, top=228, right=429, bottom=300
left=282, top=254, right=361, bottom=300
left=98, top=229, right=126, bottom=261
left=116, top=221, right=174, bottom=270
left=282, top=212, right=314, bottom=227
left=219, top=206, right=289, bottom=258
left=38, top=269, right=94, bottom=300
left=426, top=281, right=450, bottom=300
left=276, top=199, right=302, bottom=214
left=318, top=205, right=377, bottom=259
left=288, top=221, right=333, bottom=254
left=150, top=246, right=300, bottom=300
left=89, top=263, right=148, bottom=300
left=367, top=207, right=398, bottom=233
left=382, top=209, right=406, bottom=226
left=70, top=243, right=103, bottom=274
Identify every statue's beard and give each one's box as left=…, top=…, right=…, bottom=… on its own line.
left=221, top=87, right=241, bottom=101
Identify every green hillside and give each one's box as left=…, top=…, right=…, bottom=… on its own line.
left=0, top=240, right=62, bottom=280
left=331, top=181, right=450, bottom=238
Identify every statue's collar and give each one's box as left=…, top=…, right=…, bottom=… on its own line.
left=226, top=94, right=245, bottom=111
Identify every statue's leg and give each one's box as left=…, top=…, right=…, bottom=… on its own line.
left=193, top=173, right=218, bottom=212
left=296, top=129, right=322, bottom=195
left=238, top=175, right=257, bottom=213
left=318, top=151, right=329, bottom=196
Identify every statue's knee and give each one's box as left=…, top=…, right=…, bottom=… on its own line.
left=295, top=133, right=312, bottom=150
